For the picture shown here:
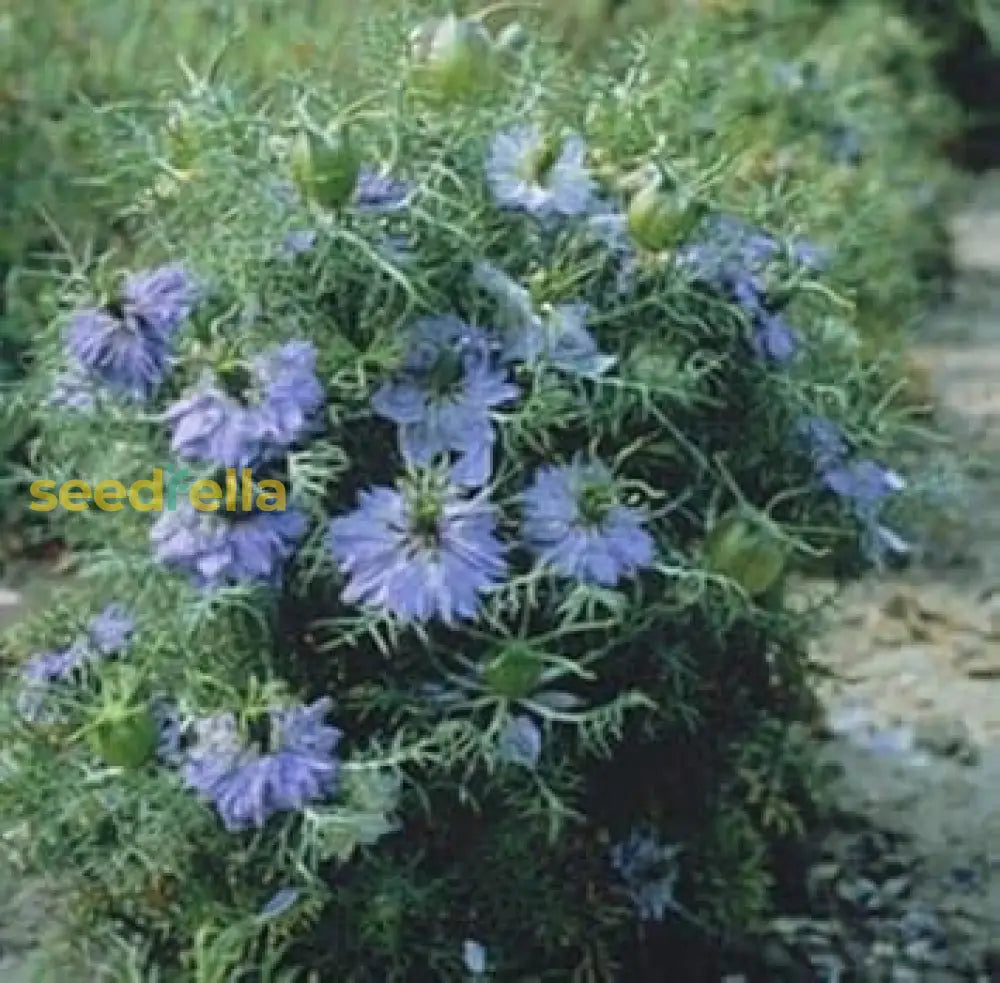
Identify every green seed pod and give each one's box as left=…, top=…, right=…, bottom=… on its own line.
left=290, top=125, right=360, bottom=211
left=86, top=706, right=158, bottom=769
left=704, top=510, right=787, bottom=597
left=411, top=14, right=497, bottom=100
left=483, top=643, right=543, bottom=700
left=627, top=179, right=689, bottom=252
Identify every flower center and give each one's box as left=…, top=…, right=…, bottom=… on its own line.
left=425, top=349, right=465, bottom=399
left=246, top=711, right=276, bottom=752
left=520, top=135, right=561, bottom=185
left=410, top=491, right=444, bottom=546
left=215, top=361, right=260, bottom=405
left=578, top=481, right=616, bottom=525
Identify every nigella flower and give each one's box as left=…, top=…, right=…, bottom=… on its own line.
left=253, top=340, right=325, bottom=449
left=183, top=698, right=342, bottom=832
left=473, top=262, right=615, bottom=379
left=463, top=940, right=488, bottom=977
left=354, top=166, right=414, bottom=213
left=328, top=475, right=507, bottom=624
left=151, top=502, right=307, bottom=589
left=497, top=715, right=542, bottom=769
left=522, top=458, right=655, bottom=587
left=47, top=367, right=97, bottom=413
left=371, top=316, right=518, bottom=487
left=88, top=604, right=135, bottom=655
left=16, top=640, right=91, bottom=722
left=610, top=829, right=683, bottom=922
left=486, top=124, right=594, bottom=218
left=796, top=416, right=908, bottom=561
left=678, top=215, right=805, bottom=363
left=751, top=313, right=800, bottom=364
left=167, top=340, right=324, bottom=468
left=123, top=264, right=198, bottom=336
left=65, top=264, right=197, bottom=400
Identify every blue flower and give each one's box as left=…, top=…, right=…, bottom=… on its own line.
left=66, top=307, right=171, bottom=401
left=151, top=502, right=307, bottom=589
left=88, top=604, right=135, bottom=655
left=678, top=215, right=807, bottom=362
left=796, top=417, right=908, bottom=561
left=497, top=715, right=541, bottom=769
left=611, top=829, right=683, bottom=922
left=473, top=263, right=615, bottom=379
left=522, top=458, right=655, bottom=586
left=751, top=313, right=800, bottom=364
left=122, top=264, right=198, bottom=336
left=371, top=316, right=517, bottom=488
left=486, top=125, right=594, bottom=218
left=151, top=697, right=184, bottom=765
left=183, top=698, right=342, bottom=832
left=65, top=265, right=197, bottom=400
left=354, top=166, right=414, bottom=213
left=328, top=476, right=507, bottom=624
left=462, top=939, right=488, bottom=976
left=167, top=341, right=324, bottom=468
left=17, top=639, right=94, bottom=722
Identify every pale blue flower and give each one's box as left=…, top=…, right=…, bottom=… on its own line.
left=88, top=604, right=135, bottom=655
left=151, top=502, right=307, bottom=589
left=462, top=940, right=487, bottom=976
left=486, top=125, right=594, bottom=218
left=328, top=477, right=507, bottom=624
left=473, top=262, right=614, bottom=378
left=183, top=699, right=342, bottom=832
left=497, top=715, right=541, bottom=769
left=610, top=829, right=683, bottom=922
left=522, top=458, right=655, bottom=586
left=372, top=316, right=517, bottom=488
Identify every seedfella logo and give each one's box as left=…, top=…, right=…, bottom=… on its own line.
left=29, top=468, right=287, bottom=513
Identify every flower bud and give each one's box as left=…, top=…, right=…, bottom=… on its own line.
left=704, top=510, right=787, bottom=597
left=86, top=705, right=159, bottom=769
left=484, top=643, right=543, bottom=700
left=627, top=176, right=692, bottom=252
left=290, top=125, right=361, bottom=211
left=410, top=14, right=497, bottom=100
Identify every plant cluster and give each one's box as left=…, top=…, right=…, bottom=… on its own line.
left=0, top=3, right=941, bottom=980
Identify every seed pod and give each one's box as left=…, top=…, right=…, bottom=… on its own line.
left=704, top=510, right=787, bottom=597
left=86, top=706, right=159, bottom=769
left=410, top=14, right=497, bottom=100
left=627, top=178, right=693, bottom=252
left=290, top=125, right=361, bottom=211
left=484, top=643, right=543, bottom=700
